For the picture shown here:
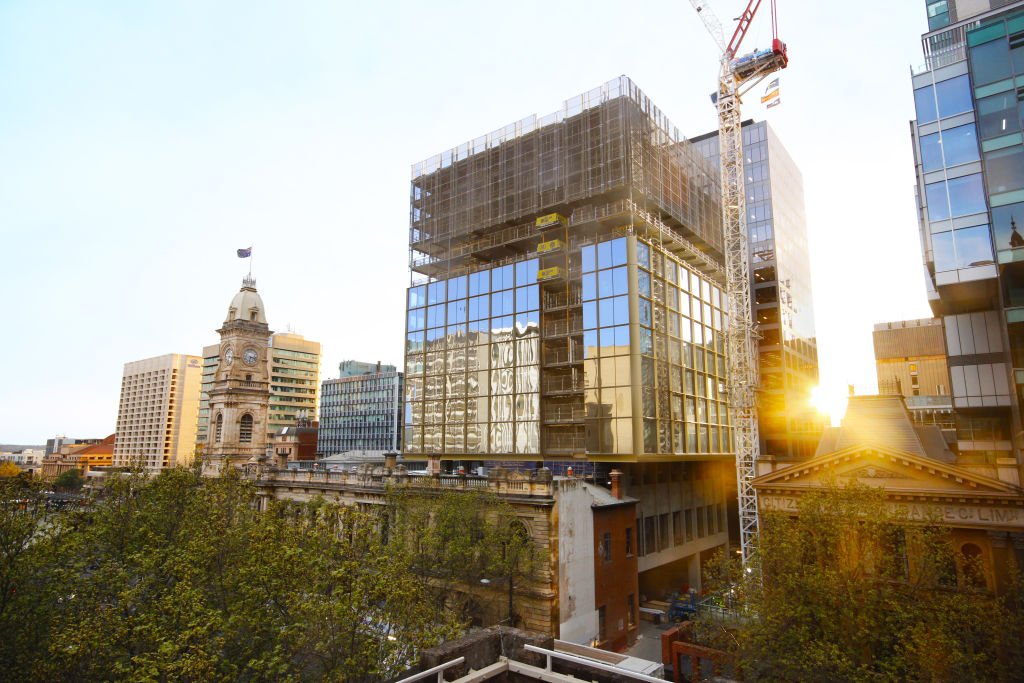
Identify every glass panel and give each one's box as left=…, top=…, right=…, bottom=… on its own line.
left=597, top=240, right=613, bottom=269
left=970, top=37, right=1012, bottom=86
left=948, top=174, right=987, bottom=216
left=954, top=225, right=994, bottom=268
left=515, top=259, right=538, bottom=287
left=610, top=237, right=627, bottom=266
left=992, top=202, right=1024, bottom=252
left=977, top=91, right=1021, bottom=139
left=428, top=280, right=446, bottom=304
left=583, top=301, right=598, bottom=329
left=409, top=285, right=426, bottom=308
left=612, top=266, right=629, bottom=295
left=447, top=299, right=467, bottom=324
left=933, top=231, right=956, bottom=272
left=582, top=244, right=596, bottom=273
left=637, top=241, right=650, bottom=268
left=469, top=270, right=489, bottom=296
left=914, top=84, right=937, bottom=125
left=941, top=124, right=979, bottom=167
left=598, top=269, right=614, bottom=298
left=582, top=273, right=597, bottom=301
left=515, top=284, right=539, bottom=313
left=448, top=275, right=467, bottom=300
left=639, top=299, right=652, bottom=327
left=408, top=308, right=425, bottom=331
left=469, top=294, right=489, bottom=320
left=638, top=271, right=651, bottom=297
left=935, top=75, right=971, bottom=119
left=985, top=146, right=1024, bottom=195
left=492, top=264, right=513, bottom=290
left=926, top=181, right=950, bottom=221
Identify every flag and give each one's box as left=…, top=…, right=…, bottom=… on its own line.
left=237, top=246, right=252, bottom=258
left=761, top=77, right=780, bottom=105
left=767, top=99, right=781, bottom=109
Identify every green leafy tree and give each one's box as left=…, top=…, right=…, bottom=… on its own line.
left=52, top=468, right=84, bottom=492
left=386, top=487, right=539, bottom=627
left=0, top=468, right=464, bottom=682
left=698, top=482, right=1024, bottom=682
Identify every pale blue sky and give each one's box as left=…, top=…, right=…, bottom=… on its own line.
left=1, top=1, right=932, bottom=443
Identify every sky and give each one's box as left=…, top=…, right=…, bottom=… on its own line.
left=0, top=0, right=934, bottom=444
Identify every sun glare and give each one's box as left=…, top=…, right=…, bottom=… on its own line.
left=810, top=385, right=848, bottom=427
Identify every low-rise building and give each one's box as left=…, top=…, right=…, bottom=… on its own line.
left=754, top=395, right=1024, bottom=595
left=247, top=465, right=637, bottom=649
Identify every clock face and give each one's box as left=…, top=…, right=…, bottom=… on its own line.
left=224, top=348, right=234, bottom=364
left=243, top=349, right=259, bottom=366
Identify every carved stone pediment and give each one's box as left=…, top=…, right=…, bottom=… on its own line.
left=754, top=445, right=1021, bottom=497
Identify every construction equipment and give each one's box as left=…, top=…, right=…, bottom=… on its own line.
left=688, top=0, right=788, bottom=565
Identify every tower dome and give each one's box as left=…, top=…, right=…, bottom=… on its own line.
left=225, top=275, right=267, bottom=324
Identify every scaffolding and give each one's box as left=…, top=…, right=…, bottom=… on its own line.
left=409, top=76, right=723, bottom=285
left=405, top=77, right=728, bottom=463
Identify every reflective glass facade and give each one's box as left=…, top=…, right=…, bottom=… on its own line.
left=403, top=76, right=727, bottom=463
left=318, top=369, right=403, bottom=454
left=911, top=2, right=1024, bottom=479
left=691, top=121, right=823, bottom=460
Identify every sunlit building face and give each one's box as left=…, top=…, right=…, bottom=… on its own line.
left=403, top=235, right=730, bottom=459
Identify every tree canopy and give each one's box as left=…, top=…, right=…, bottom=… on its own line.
left=0, top=469, right=493, bottom=682
left=697, top=482, right=1024, bottom=682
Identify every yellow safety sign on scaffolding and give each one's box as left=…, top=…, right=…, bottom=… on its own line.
left=535, top=213, right=567, bottom=229
left=537, top=266, right=562, bottom=281
left=537, top=239, right=563, bottom=254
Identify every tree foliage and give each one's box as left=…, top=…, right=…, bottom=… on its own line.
left=698, top=482, right=1024, bottom=682
left=52, top=468, right=84, bottom=492
left=0, top=469, right=466, bottom=682
left=386, top=487, right=539, bottom=627
left=0, top=462, right=21, bottom=479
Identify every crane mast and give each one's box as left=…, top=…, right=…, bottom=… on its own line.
left=689, top=0, right=788, bottom=565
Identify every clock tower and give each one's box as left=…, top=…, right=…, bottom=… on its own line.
left=204, top=275, right=272, bottom=473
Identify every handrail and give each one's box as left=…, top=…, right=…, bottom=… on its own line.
left=392, top=657, right=465, bottom=683
left=522, top=644, right=664, bottom=682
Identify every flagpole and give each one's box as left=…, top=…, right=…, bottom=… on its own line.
left=249, top=244, right=253, bottom=279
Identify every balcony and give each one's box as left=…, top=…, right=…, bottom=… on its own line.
left=542, top=375, right=584, bottom=395
left=542, top=348, right=583, bottom=367
left=542, top=405, right=586, bottom=424
left=541, top=319, right=582, bottom=339
left=543, top=434, right=587, bottom=453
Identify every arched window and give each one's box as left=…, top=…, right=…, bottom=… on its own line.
left=240, top=414, right=254, bottom=443
left=215, top=413, right=223, bottom=443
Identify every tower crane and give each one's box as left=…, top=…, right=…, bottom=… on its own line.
left=689, top=0, right=788, bottom=565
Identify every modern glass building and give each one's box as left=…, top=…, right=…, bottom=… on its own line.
left=911, top=0, right=1024, bottom=484
left=691, top=120, right=824, bottom=461
left=403, top=76, right=735, bottom=595
left=318, top=363, right=403, bottom=455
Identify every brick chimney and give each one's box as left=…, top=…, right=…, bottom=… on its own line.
left=610, top=469, right=623, bottom=499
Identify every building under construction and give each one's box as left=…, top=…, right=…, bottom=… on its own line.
left=404, top=76, right=736, bottom=596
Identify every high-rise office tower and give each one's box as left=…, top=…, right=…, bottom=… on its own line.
left=113, top=353, right=203, bottom=471
left=267, top=332, right=321, bottom=439
left=911, top=0, right=1024, bottom=484
left=404, top=76, right=734, bottom=593
left=691, top=120, right=823, bottom=461
left=318, top=361, right=403, bottom=455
